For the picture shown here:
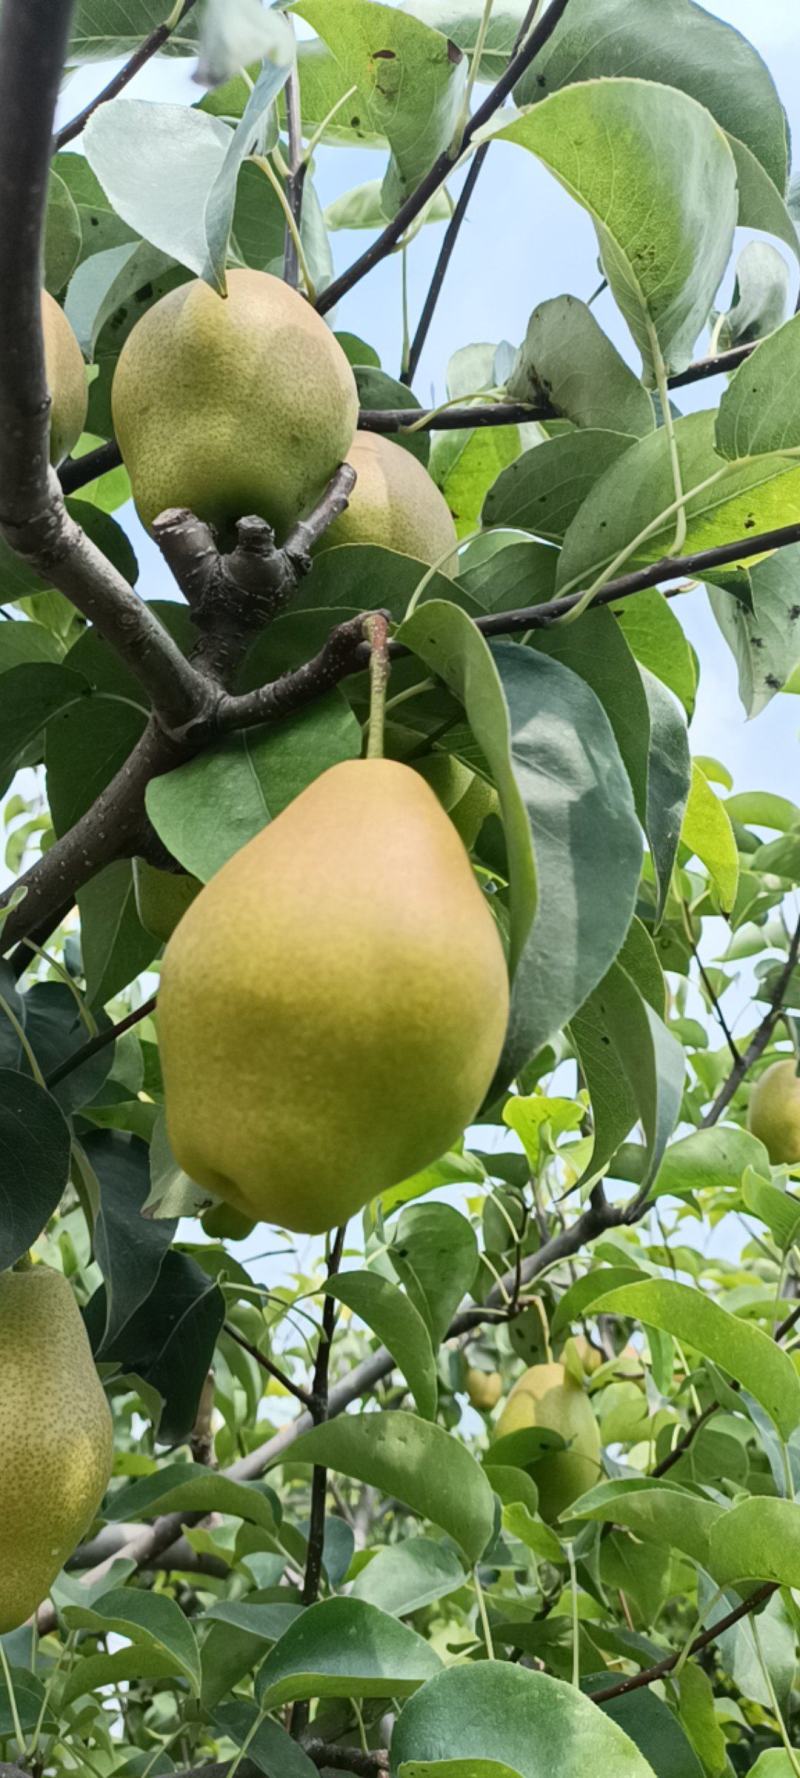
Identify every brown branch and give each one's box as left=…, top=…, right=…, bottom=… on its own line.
left=591, top=1582, right=776, bottom=1703
left=701, top=915, right=800, bottom=1127
left=403, top=143, right=489, bottom=387
left=306, top=1746, right=389, bottom=1775
left=55, top=1, right=198, bottom=149
left=211, top=613, right=374, bottom=737
left=224, top=1323, right=315, bottom=1409
left=45, top=993, right=157, bottom=1089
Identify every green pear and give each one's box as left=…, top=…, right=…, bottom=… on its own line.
left=159, top=759, right=508, bottom=1234
left=494, top=1361, right=602, bottom=1521
left=0, top=1266, right=113, bottom=1631
left=464, top=1365, right=503, bottom=1413
left=748, top=1058, right=800, bottom=1164
left=201, top=1203, right=256, bottom=1242
left=42, top=290, right=87, bottom=466
left=112, top=269, right=359, bottom=542
left=322, top=432, right=459, bottom=567
left=133, top=857, right=202, bottom=945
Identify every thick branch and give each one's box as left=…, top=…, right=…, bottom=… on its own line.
left=54, top=0, right=199, bottom=150
left=211, top=613, right=373, bottom=737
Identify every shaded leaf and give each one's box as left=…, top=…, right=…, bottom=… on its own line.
left=325, top=1272, right=438, bottom=1419
left=0, top=1071, right=71, bottom=1268
left=255, top=1596, right=442, bottom=1707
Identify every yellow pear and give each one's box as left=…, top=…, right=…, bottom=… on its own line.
left=133, top=857, right=202, bottom=945
left=571, top=1334, right=604, bottom=1376
left=158, top=760, right=508, bottom=1234
left=465, top=1366, right=503, bottom=1413
left=494, top=1361, right=602, bottom=1521
left=748, top=1058, right=800, bottom=1164
left=0, top=1266, right=113, bottom=1631
left=322, top=432, right=459, bottom=567
left=112, top=269, right=358, bottom=542
left=42, top=290, right=87, bottom=466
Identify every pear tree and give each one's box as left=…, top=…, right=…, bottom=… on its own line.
left=2, top=2, right=800, bottom=1776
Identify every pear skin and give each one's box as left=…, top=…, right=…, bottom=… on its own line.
left=465, top=1366, right=503, bottom=1413
left=112, top=269, right=358, bottom=542
left=42, top=290, right=87, bottom=466
left=494, top=1361, right=602, bottom=1521
left=748, top=1058, right=800, bottom=1164
left=323, top=432, right=459, bottom=568
left=159, top=760, right=509, bottom=1234
left=0, top=1267, right=113, bottom=1631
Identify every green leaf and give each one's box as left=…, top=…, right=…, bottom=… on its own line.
left=326, top=177, right=452, bottom=232
left=397, top=602, right=536, bottom=979
left=47, top=693, right=147, bottom=834
left=52, top=152, right=137, bottom=261
left=532, top=607, right=651, bottom=830
left=725, top=791, right=800, bottom=831
left=482, top=429, right=634, bottom=540
left=0, top=980, right=112, bottom=1115
left=77, top=861, right=158, bottom=1006
left=490, top=642, right=642, bottom=1088
left=84, top=101, right=233, bottom=282
left=196, top=0, right=294, bottom=86
left=294, top=0, right=467, bottom=216
left=62, top=1588, right=201, bottom=1695
left=513, top=0, right=788, bottom=193
left=283, top=1412, right=495, bottom=1563
left=433, top=423, right=525, bottom=539
left=594, top=1689, right=703, bottom=1778
left=87, top=1250, right=225, bottom=1442
left=212, top=1700, right=322, bottom=1778
left=325, top=1272, right=438, bottom=1419
left=0, top=619, right=61, bottom=672
left=647, top=1124, right=770, bottom=1199
left=105, top=1463, right=278, bottom=1532
left=69, top=0, right=199, bottom=57
left=0, top=1071, right=72, bottom=1268
left=85, top=1130, right=176, bottom=1352
left=550, top=1265, right=647, bottom=1339
left=611, top=588, right=697, bottom=718
left=204, top=1601, right=301, bottom=1642
left=742, top=1171, right=800, bottom=1251
left=0, top=662, right=88, bottom=797
left=708, top=1497, right=800, bottom=1589
left=402, top=0, right=528, bottom=82
left=570, top=1477, right=723, bottom=1567
left=489, top=81, right=737, bottom=380
left=503, top=1096, right=583, bottom=1171
left=146, top=693, right=361, bottom=881
left=60, top=1644, right=186, bottom=1710
left=726, top=134, right=799, bottom=264
left=401, top=1765, right=524, bottom=1778
left=716, top=313, right=800, bottom=460
left=349, top=1537, right=465, bottom=1616
left=377, top=1146, right=487, bottom=1218
left=507, top=297, right=654, bottom=438
left=555, top=410, right=800, bottom=598
left=391, top=1662, right=658, bottom=1778
left=255, top=1597, right=442, bottom=1708
left=681, top=763, right=740, bottom=914
left=641, top=668, right=692, bottom=922
left=389, top=1202, right=478, bottom=1349
left=715, top=242, right=791, bottom=354
left=708, top=546, right=800, bottom=716
left=595, top=1278, right=800, bottom=1439
left=44, top=170, right=82, bottom=296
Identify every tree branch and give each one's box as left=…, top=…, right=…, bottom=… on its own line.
left=591, top=1582, right=776, bottom=1703
left=54, top=0, right=199, bottom=150
left=224, top=1323, right=315, bottom=1409
left=306, top=1746, right=389, bottom=1775
left=45, top=993, right=157, bottom=1089
left=701, top=915, right=800, bottom=1127
left=283, top=24, right=306, bottom=290
left=303, top=1224, right=348, bottom=1610
left=314, top=0, right=574, bottom=317
left=211, top=613, right=374, bottom=738
left=403, top=143, right=489, bottom=387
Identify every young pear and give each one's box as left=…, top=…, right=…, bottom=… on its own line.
left=494, top=1361, right=602, bottom=1521
left=0, top=1266, right=113, bottom=1631
left=158, top=760, right=509, bottom=1234
left=322, top=432, right=459, bottom=567
left=42, top=290, right=87, bottom=466
left=748, top=1057, right=800, bottom=1164
left=465, top=1365, right=503, bottom=1413
left=112, top=269, right=358, bottom=543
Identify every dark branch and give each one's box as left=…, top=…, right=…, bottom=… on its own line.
left=45, top=993, right=157, bottom=1090
left=224, top=1323, right=315, bottom=1409
left=60, top=439, right=122, bottom=492
left=306, top=1746, right=389, bottom=1775
left=211, top=613, right=374, bottom=738
left=54, top=0, right=199, bottom=149
left=403, top=143, right=489, bottom=387
left=591, top=1582, right=776, bottom=1703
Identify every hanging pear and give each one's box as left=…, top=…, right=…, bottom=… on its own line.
left=323, top=432, right=459, bottom=567
left=494, top=1362, right=602, bottom=1521
left=0, top=1266, right=113, bottom=1631
left=158, top=760, right=509, bottom=1234
left=42, top=290, right=87, bottom=465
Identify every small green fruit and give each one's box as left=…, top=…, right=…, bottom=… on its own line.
left=465, top=1366, right=503, bottom=1412
left=494, top=1361, right=602, bottom=1521
left=201, top=1203, right=256, bottom=1242
left=748, top=1059, right=800, bottom=1164
left=0, top=1266, right=113, bottom=1631
left=133, top=857, right=202, bottom=944
left=159, top=759, right=509, bottom=1234
left=42, top=290, right=87, bottom=466
left=323, top=432, right=459, bottom=568
left=112, top=269, right=359, bottom=542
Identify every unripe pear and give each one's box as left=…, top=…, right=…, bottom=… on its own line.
left=465, top=1366, right=503, bottom=1412
left=112, top=270, right=358, bottom=542
left=42, top=290, right=87, bottom=466
left=323, top=432, right=459, bottom=568
left=201, top=1203, right=256, bottom=1242
left=748, top=1059, right=800, bottom=1164
left=494, top=1361, right=602, bottom=1521
left=158, top=760, right=508, bottom=1234
left=572, top=1334, right=604, bottom=1376
left=133, top=857, right=202, bottom=945
left=0, top=1266, right=113, bottom=1631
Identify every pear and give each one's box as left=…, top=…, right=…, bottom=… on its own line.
left=748, top=1058, right=800, bottom=1164
left=112, top=269, right=359, bottom=542
left=159, top=759, right=508, bottom=1234
left=494, top=1361, right=602, bottom=1521
left=465, top=1366, right=503, bottom=1413
left=201, top=1203, right=256, bottom=1242
left=42, top=290, right=87, bottom=466
left=133, top=857, right=202, bottom=945
left=0, top=1266, right=113, bottom=1631
left=323, top=432, right=459, bottom=567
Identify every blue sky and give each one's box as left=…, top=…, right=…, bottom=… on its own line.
left=57, top=0, right=800, bottom=801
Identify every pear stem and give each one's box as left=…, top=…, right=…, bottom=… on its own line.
left=364, top=614, right=392, bottom=761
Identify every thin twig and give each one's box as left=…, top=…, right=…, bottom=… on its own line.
left=223, top=1324, right=315, bottom=1409
left=701, top=916, right=800, bottom=1127
left=403, top=144, right=489, bottom=386
left=306, top=1744, right=389, bottom=1775
left=54, top=0, right=199, bottom=149
left=45, top=994, right=157, bottom=1089
left=282, top=23, right=306, bottom=289
left=591, top=1583, right=776, bottom=1703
